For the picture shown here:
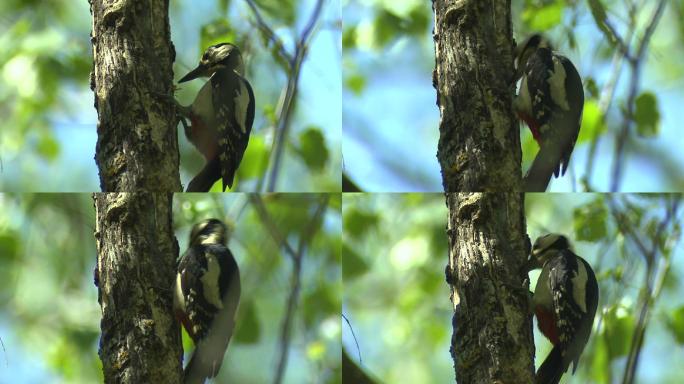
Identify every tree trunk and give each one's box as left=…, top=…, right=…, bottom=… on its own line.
left=90, top=0, right=181, bottom=192
left=433, top=0, right=522, bottom=191
left=94, top=193, right=181, bottom=383
left=445, top=193, right=533, bottom=383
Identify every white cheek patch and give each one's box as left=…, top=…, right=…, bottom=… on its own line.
left=200, top=254, right=224, bottom=309
left=174, top=272, right=186, bottom=311
left=548, top=56, right=570, bottom=111
left=515, top=76, right=532, bottom=114
left=234, top=77, right=250, bottom=133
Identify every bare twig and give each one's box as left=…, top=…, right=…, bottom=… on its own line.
left=273, top=196, right=329, bottom=384
left=583, top=49, right=624, bottom=189
left=244, top=0, right=292, bottom=62
left=265, top=0, right=324, bottom=192
left=342, top=313, right=362, bottom=364
left=607, top=195, right=681, bottom=384
left=610, top=0, right=666, bottom=192
left=248, top=194, right=298, bottom=260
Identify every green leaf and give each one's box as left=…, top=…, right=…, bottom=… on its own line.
left=342, top=244, right=370, bottom=281
left=666, top=305, right=684, bottom=345
left=200, top=19, right=237, bottom=50
left=218, top=0, right=231, bottom=13
left=35, top=134, right=60, bottom=161
left=342, top=26, right=357, bottom=50
left=0, top=232, right=19, bottom=260
left=343, top=208, right=379, bottom=239
left=603, top=304, right=633, bottom=358
left=345, top=73, right=366, bottom=95
left=302, top=286, right=338, bottom=328
left=585, top=77, right=600, bottom=100
left=295, top=126, right=329, bottom=171
left=634, top=92, right=660, bottom=137
left=234, top=300, right=260, bottom=344
left=588, top=0, right=613, bottom=43
left=573, top=197, right=608, bottom=241
left=522, top=2, right=564, bottom=31
left=237, top=135, right=269, bottom=180
left=253, top=0, right=295, bottom=25
left=577, top=100, right=606, bottom=144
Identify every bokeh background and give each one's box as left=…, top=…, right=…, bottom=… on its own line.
left=0, top=0, right=341, bottom=192
left=342, top=0, right=684, bottom=192
left=0, top=193, right=341, bottom=383
left=342, top=193, right=684, bottom=383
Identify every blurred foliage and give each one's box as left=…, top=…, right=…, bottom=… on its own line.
left=342, top=194, right=451, bottom=383
left=344, top=193, right=683, bottom=383
left=0, top=0, right=341, bottom=191
left=342, top=0, right=438, bottom=191
left=345, top=0, right=684, bottom=191
left=0, top=193, right=341, bottom=383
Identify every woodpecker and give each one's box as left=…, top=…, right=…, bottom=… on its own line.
left=176, top=43, right=255, bottom=192
left=528, top=234, right=598, bottom=384
left=513, top=34, right=584, bottom=178
left=174, top=218, right=241, bottom=383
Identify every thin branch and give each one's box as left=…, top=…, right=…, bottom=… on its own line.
left=273, top=196, right=329, bottom=384
left=609, top=195, right=680, bottom=384
left=244, top=0, right=292, bottom=62
left=248, top=194, right=298, bottom=260
left=342, top=313, right=362, bottom=364
left=583, top=49, right=624, bottom=189
left=610, top=0, right=666, bottom=192
left=265, top=0, right=324, bottom=192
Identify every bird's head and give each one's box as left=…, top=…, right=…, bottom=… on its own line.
left=179, top=43, right=244, bottom=83
left=189, top=218, right=228, bottom=246
left=514, top=34, right=553, bottom=80
left=524, top=233, right=571, bottom=271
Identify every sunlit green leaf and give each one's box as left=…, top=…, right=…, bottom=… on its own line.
left=666, top=306, right=684, bottom=345
left=522, top=2, right=564, bottom=31
left=35, top=134, right=60, bottom=161
left=345, top=73, right=366, bottom=95
left=577, top=100, right=606, bottom=144
left=603, top=304, right=633, bottom=358
left=237, top=135, right=269, bottom=180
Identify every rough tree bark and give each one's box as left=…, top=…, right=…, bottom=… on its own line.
left=445, top=193, right=533, bottom=383
left=433, top=0, right=522, bottom=191
left=94, top=193, right=181, bottom=383
left=90, top=0, right=181, bottom=191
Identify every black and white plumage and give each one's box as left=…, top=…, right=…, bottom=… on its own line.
left=177, top=43, right=255, bottom=192
left=174, top=218, right=241, bottom=383
left=529, top=234, right=598, bottom=384
left=514, top=34, right=584, bottom=178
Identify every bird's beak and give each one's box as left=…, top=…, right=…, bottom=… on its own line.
left=178, top=63, right=209, bottom=83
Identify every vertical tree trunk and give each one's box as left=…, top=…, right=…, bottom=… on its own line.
left=94, top=193, right=181, bottom=383
left=445, top=193, right=533, bottom=383
left=433, top=0, right=522, bottom=191
left=90, top=0, right=181, bottom=191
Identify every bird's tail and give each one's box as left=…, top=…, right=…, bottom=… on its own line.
left=186, top=157, right=222, bottom=192
left=183, top=344, right=226, bottom=384
left=536, top=346, right=566, bottom=384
